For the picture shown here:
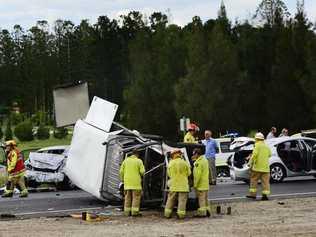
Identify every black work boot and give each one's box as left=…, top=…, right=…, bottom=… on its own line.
left=261, top=195, right=269, bottom=201
left=246, top=195, right=256, bottom=199
left=2, top=192, right=13, bottom=198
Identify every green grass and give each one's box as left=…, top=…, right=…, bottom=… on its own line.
left=18, top=135, right=72, bottom=151
left=0, top=172, right=7, bottom=187
left=0, top=135, right=72, bottom=164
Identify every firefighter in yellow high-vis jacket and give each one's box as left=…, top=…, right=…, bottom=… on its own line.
left=164, top=149, right=191, bottom=219
left=246, top=133, right=272, bottom=201
left=2, top=140, right=28, bottom=198
left=192, top=148, right=210, bottom=217
left=120, top=149, right=145, bottom=216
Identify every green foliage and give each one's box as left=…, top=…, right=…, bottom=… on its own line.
left=254, top=0, right=290, bottom=25
left=31, top=111, right=50, bottom=126
left=0, top=105, right=9, bottom=115
left=4, top=120, right=13, bottom=141
left=37, top=124, right=50, bottom=140
left=14, top=121, right=34, bottom=141
left=53, top=127, right=68, bottom=139
left=0, top=127, right=3, bottom=140
left=123, top=17, right=186, bottom=139
left=10, top=112, right=24, bottom=125
left=247, top=130, right=258, bottom=138
left=0, top=1, right=316, bottom=139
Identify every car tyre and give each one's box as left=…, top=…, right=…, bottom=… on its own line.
left=270, top=164, right=286, bottom=183
left=25, top=178, right=38, bottom=188
left=216, top=167, right=230, bottom=178
left=57, top=176, right=76, bottom=190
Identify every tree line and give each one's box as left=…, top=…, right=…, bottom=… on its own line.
left=0, top=0, right=315, bottom=140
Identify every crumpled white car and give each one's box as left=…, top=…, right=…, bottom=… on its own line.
left=25, top=145, right=75, bottom=189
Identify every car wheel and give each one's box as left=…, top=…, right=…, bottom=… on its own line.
left=57, top=176, right=76, bottom=190
left=270, top=164, right=286, bottom=183
left=25, top=178, right=38, bottom=188
left=216, top=167, right=230, bottom=177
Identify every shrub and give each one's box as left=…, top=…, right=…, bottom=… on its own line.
left=14, top=121, right=34, bottom=141
left=5, top=120, right=13, bottom=140
left=53, top=127, right=68, bottom=139
left=247, top=130, right=258, bottom=138
left=37, top=124, right=50, bottom=140
left=0, top=127, right=3, bottom=140
left=10, top=112, right=24, bottom=125
left=31, top=110, right=50, bottom=126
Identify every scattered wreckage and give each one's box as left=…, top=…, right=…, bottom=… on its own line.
left=50, top=82, right=203, bottom=204
left=64, top=96, right=204, bottom=204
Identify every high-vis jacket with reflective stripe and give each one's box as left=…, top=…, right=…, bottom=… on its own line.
left=120, top=155, right=145, bottom=190
left=193, top=155, right=209, bottom=191
left=183, top=132, right=197, bottom=143
left=248, top=141, right=272, bottom=173
left=167, top=157, right=191, bottom=192
left=7, top=149, right=25, bottom=177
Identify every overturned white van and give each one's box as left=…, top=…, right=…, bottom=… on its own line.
left=64, top=96, right=203, bottom=204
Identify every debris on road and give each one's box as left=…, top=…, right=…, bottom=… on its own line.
left=0, top=213, right=16, bottom=219
left=1, top=197, right=316, bottom=237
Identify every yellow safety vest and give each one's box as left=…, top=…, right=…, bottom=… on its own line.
left=120, top=155, right=145, bottom=190
left=183, top=132, right=197, bottom=143
left=249, top=141, right=272, bottom=173
left=167, top=157, right=191, bottom=192
left=193, top=155, right=209, bottom=191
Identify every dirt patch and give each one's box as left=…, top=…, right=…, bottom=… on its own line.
left=1, top=197, right=316, bottom=237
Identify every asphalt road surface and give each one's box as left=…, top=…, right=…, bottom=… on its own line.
left=1, top=176, right=315, bottom=218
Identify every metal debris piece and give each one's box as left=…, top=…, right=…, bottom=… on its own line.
left=227, top=206, right=232, bottom=215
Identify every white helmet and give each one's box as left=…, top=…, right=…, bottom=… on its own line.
left=255, top=132, right=265, bottom=140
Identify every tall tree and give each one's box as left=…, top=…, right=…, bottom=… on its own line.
left=254, top=0, right=290, bottom=26
left=124, top=13, right=185, bottom=139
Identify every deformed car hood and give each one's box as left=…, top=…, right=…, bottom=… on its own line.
left=28, top=152, right=65, bottom=171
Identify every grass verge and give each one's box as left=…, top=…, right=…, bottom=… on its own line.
left=0, top=172, right=7, bottom=187
left=18, top=135, right=72, bottom=151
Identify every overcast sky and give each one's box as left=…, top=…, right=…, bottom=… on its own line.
left=0, top=0, right=315, bottom=30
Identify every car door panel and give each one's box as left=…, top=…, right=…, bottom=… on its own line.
left=301, top=140, right=313, bottom=172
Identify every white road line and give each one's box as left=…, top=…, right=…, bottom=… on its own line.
left=15, top=207, right=106, bottom=216
left=209, top=191, right=316, bottom=201
left=270, top=192, right=316, bottom=197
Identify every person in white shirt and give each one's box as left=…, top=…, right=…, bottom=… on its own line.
left=279, top=128, right=289, bottom=137
left=266, top=127, right=277, bottom=139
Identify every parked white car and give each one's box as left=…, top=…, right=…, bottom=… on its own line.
left=228, top=137, right=316, bottom=183
left=215, top=138, right=234, bottom=177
